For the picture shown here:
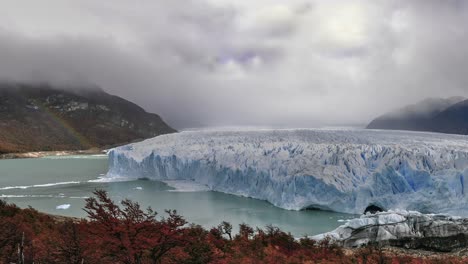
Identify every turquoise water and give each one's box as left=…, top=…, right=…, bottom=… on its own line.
left=0, top=155, right=356, bottom=236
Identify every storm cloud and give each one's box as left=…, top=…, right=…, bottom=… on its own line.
left=1, top=0, right=468, bottom=129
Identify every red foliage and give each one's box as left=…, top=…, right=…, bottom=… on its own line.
left=80, top=190, right=187, bottom=264
left=0, top=192, right=466, bottom=264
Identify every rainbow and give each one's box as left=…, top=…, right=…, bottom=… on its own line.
left=34, top=100, right=94, bottom=149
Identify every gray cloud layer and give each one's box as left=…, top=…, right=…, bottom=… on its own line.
left=1, top=0, right=467, bottom=128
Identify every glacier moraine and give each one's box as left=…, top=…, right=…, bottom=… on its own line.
left=107, top=129, right=468, bottom=216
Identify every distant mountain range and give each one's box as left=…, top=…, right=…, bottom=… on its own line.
left=0, top=83, right=175, bottom=153
left=367, top=96, right=468, bottom=135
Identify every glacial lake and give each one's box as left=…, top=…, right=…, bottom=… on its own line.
left=0, top=155, right=356, bottom=236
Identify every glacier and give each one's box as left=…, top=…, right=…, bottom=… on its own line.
left=106, top=129, right=468, bottom=216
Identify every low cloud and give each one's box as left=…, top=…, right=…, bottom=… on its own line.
left=1, top=0, right=468, bottom=129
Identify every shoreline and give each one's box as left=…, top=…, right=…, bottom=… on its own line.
left=30, top=211, right=468, bottom=258
left=1, top=202, right=466, bottom=263
left=0, top=148, right=106, bottom=159
left=2, top=148, right=467, bottom=258
left=41, top=206, right=468, bottom=257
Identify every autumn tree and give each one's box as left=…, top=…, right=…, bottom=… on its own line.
left=82, top=189, right=187, bottom=264
left=217, top=221, right=233, bottom=241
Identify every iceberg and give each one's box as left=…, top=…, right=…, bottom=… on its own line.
left=106, top=129, right=468, bottom=215
left=56, top=204, right=71, bottom=210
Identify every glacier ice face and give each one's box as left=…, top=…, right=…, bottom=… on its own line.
left=106, top=129, right=468, bottom=215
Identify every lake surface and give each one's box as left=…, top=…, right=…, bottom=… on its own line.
left=0, top=155, right=356, bottom=236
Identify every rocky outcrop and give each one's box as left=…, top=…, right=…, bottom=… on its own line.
left=314, top=211, right=468, bottom=252
left=0, top=83, right=176, bottom=153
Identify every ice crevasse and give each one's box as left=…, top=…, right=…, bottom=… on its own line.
left=106, top=129, right=468, bottom=216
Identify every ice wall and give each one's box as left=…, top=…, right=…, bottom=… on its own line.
left=107, top=129, right=468, bottom=215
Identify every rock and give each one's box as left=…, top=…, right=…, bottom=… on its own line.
left=314, top=210, right=468, bottom=252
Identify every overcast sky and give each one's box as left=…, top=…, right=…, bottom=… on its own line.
left=1, top=0, right=467, bottom=129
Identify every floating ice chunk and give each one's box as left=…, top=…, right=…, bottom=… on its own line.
left=164, top=180, right=210, bottom=192
left=0, top=181, right=80, bottom=190
left=88, top=176, right=133, bottom=183
left=56, top=204, right=71, bottom=210
left=1, top=194, right=54, bottom=198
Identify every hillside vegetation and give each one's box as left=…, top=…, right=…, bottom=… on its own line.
left=0, top=190, right=466, bottom=264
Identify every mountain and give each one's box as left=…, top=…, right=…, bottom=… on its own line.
left=430, top=99, right=468, bottom=135
left=366, top=97, right=468, bottom=134
left=0, top=83, right=176, bottom=153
